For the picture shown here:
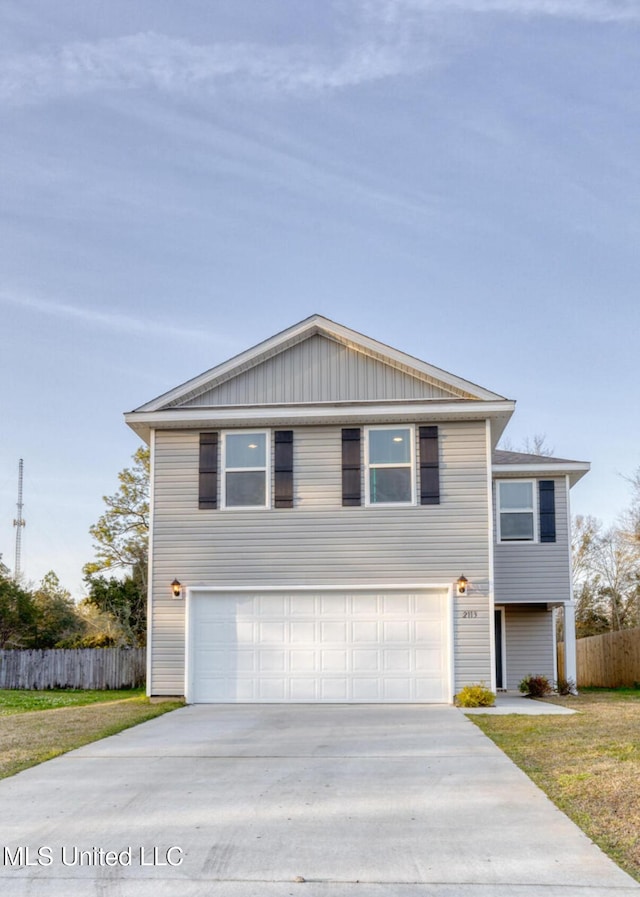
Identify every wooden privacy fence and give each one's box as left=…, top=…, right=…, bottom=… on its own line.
left=0, top=648, right=146, bottom=690
left=575, top=628, right=640, bottom=688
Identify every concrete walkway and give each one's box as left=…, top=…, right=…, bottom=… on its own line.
left=1, top=704, right=638, bottom=896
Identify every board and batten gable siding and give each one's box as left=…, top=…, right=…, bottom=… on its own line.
left=149, top=420, right=491, bottom=696
left=493, top=477, right=571, bottom=604
left=503, top=605, right=555, bottom=689
left=181, top=334, right=460, bottom=406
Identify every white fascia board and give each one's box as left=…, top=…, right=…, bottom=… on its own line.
left=492, top=461, right=590, bottom=487
left=125, top=399, right=516, bottom=440
left=132, top=314, right=509, bottom=413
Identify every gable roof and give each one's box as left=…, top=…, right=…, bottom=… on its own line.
left=492, top=449, right=590, bottom=487
left=125, top=315, right=516, bottom=442
left=134, top=314, right=508, bottom=412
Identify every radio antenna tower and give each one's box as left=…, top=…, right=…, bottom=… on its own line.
left=13, top=458, right=26, bottom=580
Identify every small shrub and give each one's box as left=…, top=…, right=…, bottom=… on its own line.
left=455, top=683, right=495, bottom=708
left=519, top=674, right=553, bottom=698
left=555, top=677, right=577, bottom=696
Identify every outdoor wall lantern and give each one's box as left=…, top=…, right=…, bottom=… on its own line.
left=171, top=579, right=182, bottom=599
left=456, top=575, right=468, bottom=596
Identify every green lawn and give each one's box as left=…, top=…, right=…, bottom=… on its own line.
left=0, top=687, right=146, bottom=715
left=469, top=688, right=640, bottom=882
left=0, top=689, right=183, bottom=779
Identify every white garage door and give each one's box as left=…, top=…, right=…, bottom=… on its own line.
left=188, top=589, right=450, bottom=703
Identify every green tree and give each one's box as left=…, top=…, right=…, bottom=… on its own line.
left=82, top=575, right=146, bottom=646
left=0, top=562, right=38, bottom=648
left=28, top=571, right=84, bottom=648
left=84, top=446, right=150, bottom=595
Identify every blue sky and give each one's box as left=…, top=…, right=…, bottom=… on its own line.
left=1, top=0, right=639, bottom=597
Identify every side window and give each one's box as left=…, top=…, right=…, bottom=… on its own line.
left=497, top=480, right=536, bottom=542
left=222, top=431, right=269, bottom=509
left=365, top=426, right=415, bottom=506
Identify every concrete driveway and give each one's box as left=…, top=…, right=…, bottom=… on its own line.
left=1, top=704, right=638, bottom=896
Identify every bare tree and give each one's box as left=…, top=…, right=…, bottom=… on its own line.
left=499, top=433, right=555, bottom=457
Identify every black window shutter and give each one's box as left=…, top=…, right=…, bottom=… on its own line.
left=342, top=428, right=361, bottom=506
left=199, top=432, right=218, bottom=509
left=539, top=480, right=556, bottom=542
left=419, top=426, right=440, bottom=505
left=274, top=430, right=294, bottom=508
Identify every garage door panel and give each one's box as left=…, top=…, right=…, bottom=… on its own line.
left=384, top=594, right=411, bottom=614
left=353, top=649, right=378, bottom=671
left=259, top=650, right=286, bottom=672
left=321, top=622, right=347, bottom=642
left=383, top=621, right=410, bottom=642
left=259, top=595, right=286, bottom=614
left=416, top=648, right=443, bottom=671
left=290, top=599, right=316, bottom=617
left=352, top=595, right=377, bottom=614
left=415, top=678, right=443, bottom=700
left=383, top=649, right=411, bottom=671
left=236, top=650, right=256, bottom=672
left=415, top=621, right=442, bottom=642
left=321, top=679, right=348, bottom=700
left=259, top=621, right=286, bottom=642
left=321, top=649, right=348, bottom=671
left=290, top=649, right=316, bottom=671
left=383, top=678, right=412, bottom=700
left=236, top=621, right=255, bottom=642
left=258, top=678, right=285, bottom=700
left=352, top=621, right=377, bottom=642
left=321, top=594, right=347, bottom=614
left=190, top=589, right=449, bottom=703
left=352, top=678, right=379, bottom=700
left=291, top=621, right=315, bottom=641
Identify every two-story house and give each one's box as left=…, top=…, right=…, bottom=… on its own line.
left=125, top=315, right=589, bottom=703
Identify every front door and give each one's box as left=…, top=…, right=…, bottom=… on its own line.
left=494, top=608, right=505, bottom=690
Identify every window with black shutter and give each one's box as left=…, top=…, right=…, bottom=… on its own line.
left=539, top=480, right=556, bottom=543
left=419, top=426, right=440, bottom=505
left=342, top=428, right=361, bottom=506
left=274, top=430, right=294, bottom=508
left=199, top=432, right=219, bottom=509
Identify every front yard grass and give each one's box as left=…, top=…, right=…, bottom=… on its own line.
left=0, top=687, right=146, bottom=715
left=469, top=689, right=640, bottom=882
left=0, top=690, right=183, bottom=780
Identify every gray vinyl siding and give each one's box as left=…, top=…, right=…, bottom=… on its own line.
left=494, top=477, right=571, bottom=605
left=183, top=334, right=459, bottom=406
left=149, top=420, right=491, bottom=695
left=503, top=605, right=555, bottom=690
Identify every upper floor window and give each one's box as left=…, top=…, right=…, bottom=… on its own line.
left=365, top=426, right=415, bottom=506
left=222, top=431, right=269, bottom=508
left=497, top=480, right=536, bottom=542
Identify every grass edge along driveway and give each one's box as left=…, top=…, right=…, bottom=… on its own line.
left=0, top=689, right=183, bottom=780
left=469, top=689, right=640, bottom=883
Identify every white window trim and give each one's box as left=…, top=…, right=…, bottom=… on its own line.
left=364, top=424, right=417, bottom=507
left=221, top=429, right=271, bottom=510
left=496, top=479, right=538, bottom=544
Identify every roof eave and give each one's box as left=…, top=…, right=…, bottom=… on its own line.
left=492, top=461, right=591, bottom=487
left=126, top=398, right=516, bottom=444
